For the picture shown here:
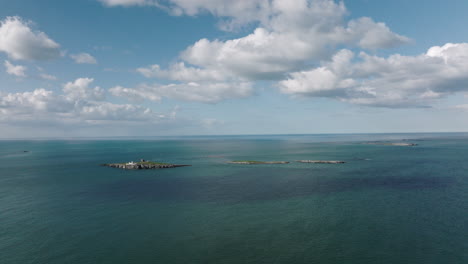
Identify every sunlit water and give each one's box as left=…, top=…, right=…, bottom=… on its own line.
left=1, top=134, right=467, bottom=264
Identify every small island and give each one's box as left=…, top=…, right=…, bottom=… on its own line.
left=103, top=159, right=191, bottom=170
left=297, top=160, right=346, bottom=164
left=365, top=142, right=418, bottom=146
left=228, top=160, right=290, bottom=164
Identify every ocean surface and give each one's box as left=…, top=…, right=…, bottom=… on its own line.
left=0, top=133, right=467, bottom=264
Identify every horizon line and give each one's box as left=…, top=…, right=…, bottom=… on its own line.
left=1, top=131, right=468, bottom=140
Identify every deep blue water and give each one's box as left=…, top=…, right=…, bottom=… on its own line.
left=0, top=133, right=467, bottom=264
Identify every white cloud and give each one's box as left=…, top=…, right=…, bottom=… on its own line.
left=70, top=53, right=97, bottom=64
left=0, top=89, right=49, bottom=115
left=4, top=60, right=27, bottom=77
left=136, top=0, right=409, bottom=87
left=178, top=20, right=407, bottom=81
left=40, top=73, right=57, bottom=81
left=99, top=0, right=159, bottom=7
left=99, top=0, right=270, bottom=25
left=110, top=82, right=253, bottom=103
left=179, top=29, right=309, bottom=80
left=0, top=76, right=187, bottom=134
left=0, top=16, right=60, bottom=60
left=137, top=62, right=229, bottom=82
left=63, top=78, right=105, bottom=101
left=108, top=85, right=162, bottom=102
left=126, top=1, right=410, bottom=105
left=345, top=17, right=411, bottom=50
left=201, top=118, right=224, bottom=128
left=280, top=43, right=468, bottom=108
left=77, top=101, right=154, bottom=121
left=0, top=80, right=165, bottom=125
left=453, top=104, right=468, bottom=111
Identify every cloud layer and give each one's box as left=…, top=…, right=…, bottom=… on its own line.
left=109, top=0, right=468, bottom=109
left=2, top=1, right=468, bottom=137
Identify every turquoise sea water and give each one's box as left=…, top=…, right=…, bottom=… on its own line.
left=0, top=133, right=467, bottom=264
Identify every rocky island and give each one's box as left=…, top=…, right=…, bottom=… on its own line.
left=297, top=160, right=346, bottom=164
left=228, top=160, right=290, bottom=164
left=103, top=160, right=191, bottom=170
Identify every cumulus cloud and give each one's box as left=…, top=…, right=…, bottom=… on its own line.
left=110, top=82, right=253, bottom=103
left=99, top=0, right=160, bottom=7
left=0, top=89, right=62, bottom=113
left=4, top=60, right=27, bottom=77
left=63, top=78, right=105, bottom=101
left=99, top=0, right=270, bottom=25
left=108, top=85, right=162, bottom=102
left=137, top=62, right=228, bottom=82
left=453, top=104, right=468, bottom=111
left=0, top=78, right=167, bottom=125
left=177, top=19, right=407, bottom=81
left=0, top=16, right=60, bottom=60
left=40, top=73, right=58, bottom=81
left=345, top=17, right=411, bottom=50
left=280, top=43, right=468, bottom=108
left=135, top=0, right=409, bottom=88
left=70, top=53, right=98, bottom=64
left=77, top=101, right=154, bottom=121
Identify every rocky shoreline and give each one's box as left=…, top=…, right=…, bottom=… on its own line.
left=103, top=161, right=191, bottom=170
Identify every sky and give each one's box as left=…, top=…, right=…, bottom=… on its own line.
left=1, top=0, right=468, bottom=138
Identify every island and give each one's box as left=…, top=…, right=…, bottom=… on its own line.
left=297, top=160, right=346, bottom=164
left=228, top=160, right=290, bottom=164
left=102, top=160, right=191, bottom=170
left=364, top=142, right=418, bottom=146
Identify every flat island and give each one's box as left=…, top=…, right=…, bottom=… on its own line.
left=228, top=160, right=290, bottom=164
left=103, top=160, right=191, bottom=170
left=297, top=160, right=346, bottom=164
left=365, top=142, right=418, bottom=146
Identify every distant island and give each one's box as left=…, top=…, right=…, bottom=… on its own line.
left=103, top=160, right=191, bottom=170
left=228, top=160, right=290, bottom=164
left=365, top=142, right=418, bottom=146
left=297, top=160, right=346, bottom=164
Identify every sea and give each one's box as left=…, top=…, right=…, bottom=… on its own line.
left=0, top=133, right=467, bottom=264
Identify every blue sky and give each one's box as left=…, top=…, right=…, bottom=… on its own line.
left=1, top=0, right=468, bottom=138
